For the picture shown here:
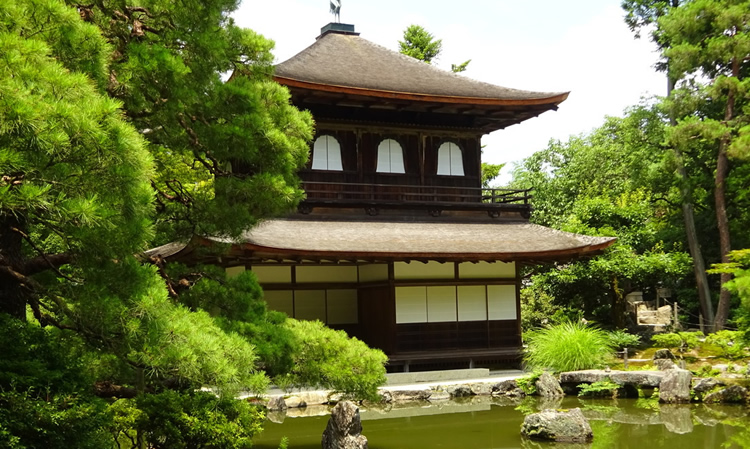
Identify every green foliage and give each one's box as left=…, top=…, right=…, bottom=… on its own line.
left=451, top=59, right=471, bottom=73
left=0, top=315, right=111, bottom=448
left=480, top=162, right=504, bottom=188
left=516, top=370, right=543, bottom=395
left=578, top=380, right=621, bottom=398
left=110, top=391, right=264, bottom=449
left=0, top=390, right=111, bottom=449
left=608, top=330, right=642, bottom=351
left=175, top=266, right=298, bottom=377
left=0, top=314, right=88, bottom=393
left=274, top=319, right=387, bottom=401
left=512, top=105, right=693, bottom=327
left=705, top=330, right=747, bottom=360
left=693, top=364, right=722, bottom=378
left=710, top=249, right=750, bottom=341
left=651, top=331, right=703, bottom=352
left=399, top=25, right=443, bottom=63
left=524, top=321, right=616, bottom=372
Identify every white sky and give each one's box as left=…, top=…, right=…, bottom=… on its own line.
left=233, top=0, right=666, bottom=182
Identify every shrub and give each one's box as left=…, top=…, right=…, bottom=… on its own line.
left=273, top=319, right=387, bottom=401
left=608, top=330, right=641, bottom=351
left=651, top=331, right=703, bottom=352
left=110, top=390, right=264, bottom=449
left=524, top=321, right=616, bottom=372
left=705, top=330, right=746, bottom=360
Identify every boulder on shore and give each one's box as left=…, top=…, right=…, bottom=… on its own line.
left=659, top=369, right=692, bottom=403
left=560, top=370, right=664, bottom=388
left=521, top=408, right=593, bottom=443
left=653, top=349, right=675, bottom=360
left=322, top=401, right=368, bottom=449
left=703, top=385, right=749, bottom=404
left=535, top=372, right=564, bottom=397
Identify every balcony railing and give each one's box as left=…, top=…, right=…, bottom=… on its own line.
left=299, top=181, right=532, bottom=216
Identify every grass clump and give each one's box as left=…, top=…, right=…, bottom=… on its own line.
left=524, top=320, right=615, bottom=372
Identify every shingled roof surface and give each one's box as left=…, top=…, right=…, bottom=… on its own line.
left=206, top=219, right=615, bottom=261
left=275, top=31, right=566, bottom=102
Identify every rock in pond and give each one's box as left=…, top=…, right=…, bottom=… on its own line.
left=322, top=401, right=368, bottom=449
left=703, top=385, right=749, bottom=404
left=521, top=408, right=593, bottom=443
left=659, top=369, right=692, bottom=403
left=535, top=372, right=564, bottom=397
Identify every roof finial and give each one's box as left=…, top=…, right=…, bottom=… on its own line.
left=329, top=0, right=341, bottom=23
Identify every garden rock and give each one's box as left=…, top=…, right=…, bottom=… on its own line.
left=267, top=396, right=287, bottom=411
left=387, top=389, right=431, bottom=402
left=535, top=372, right=564, bottom=397
left=703, top=385, right=749, bottom=404
left=520, top=408, right=593, bottom=443
left=285, top=396, right=306, bottom=408
left=428, top=389, right=450, bottom=401
left=693, top=378, right=724, bottom=395
left=654, top=358, right=677, bottom=371
left=469, top=382, right=493, bottom=396
left=492, top=379, right=525, bottom=397
left=447, top=385, right=475, bottom=398
left=322, top=401, right=368, bottom=449
left=653, top=349, right=675, bottom=360
left=560, top=370, right=664, bottom=388
left=659, top=369, right=692, bottom=403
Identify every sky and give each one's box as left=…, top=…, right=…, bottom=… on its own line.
left=233, top=0, right=667, bottom=181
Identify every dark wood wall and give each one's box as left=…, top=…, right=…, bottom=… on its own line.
left=300, top=127, right=482, bottom=189
left=357, top=285, right=395, bottom=354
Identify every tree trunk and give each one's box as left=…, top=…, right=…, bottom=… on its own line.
left=611, top=277, right=626, bottom=329
left=713, top=62, right=737, bottom=330
left=667, top=75, right=715, bottom=331
left=0, top=213, right=28, bottom=319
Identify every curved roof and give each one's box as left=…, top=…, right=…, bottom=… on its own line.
left=150, top=218, right=615, bottom=263
left=274, top=31, right=568, bottom=107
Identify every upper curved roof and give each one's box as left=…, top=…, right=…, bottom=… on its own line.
left=274, top=31, right=568, bottom=107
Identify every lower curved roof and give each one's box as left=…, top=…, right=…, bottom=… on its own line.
left=150, top=218, right=615, bottom=263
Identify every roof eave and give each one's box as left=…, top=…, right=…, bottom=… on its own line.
left=274, top=76, right=570, bottom=108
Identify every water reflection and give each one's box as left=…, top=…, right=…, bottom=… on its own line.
left=253, top=396, right=750, bottom=449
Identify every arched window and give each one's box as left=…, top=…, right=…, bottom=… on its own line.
left=436, top=142, right=464, bottom=176
left=376, top=139, right=405, bottom=173
left=311, top=135, right=343, bottom=170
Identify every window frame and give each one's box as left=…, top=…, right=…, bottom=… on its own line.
left=311, top=134, right=343, bottom=171
left=436, top=141, right=465, bottom=176
left=376, top=138, right=406, bottom=174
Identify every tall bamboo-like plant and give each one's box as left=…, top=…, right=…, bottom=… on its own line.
left=524, top=321, right=616, bottom=372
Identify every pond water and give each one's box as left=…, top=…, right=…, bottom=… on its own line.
left=253, top=396, right=750, bottom=449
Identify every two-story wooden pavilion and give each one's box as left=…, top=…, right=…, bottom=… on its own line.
left=152, top=23, right=615, bottom=371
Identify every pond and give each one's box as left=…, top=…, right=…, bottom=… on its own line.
left=253, top=396, right=750, bottom=449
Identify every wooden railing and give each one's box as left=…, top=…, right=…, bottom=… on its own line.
left=300, top=181, right=532, bottom=214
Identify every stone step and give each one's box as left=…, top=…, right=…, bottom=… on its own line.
left=386, top=368, right=490, bottom=385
